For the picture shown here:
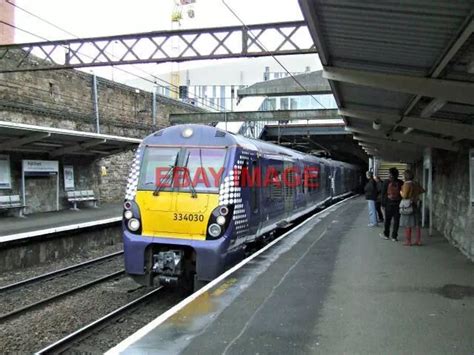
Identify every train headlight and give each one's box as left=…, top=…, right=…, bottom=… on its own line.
left=182, top=127, right=193, bottom=138
left=216, top=215, right=226, bottom=226
left=128, top=218, right=140, bottom=232
left=124, top=210, right=133, bottom=219
left=124, top=201, right=132, bottom=210
left=208, top=223, right=222, bottom=238
left=219, top=206, right=229, bottom=216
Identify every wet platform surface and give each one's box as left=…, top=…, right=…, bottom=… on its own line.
left=0, top=203, right=122, bottom=240
left=109, top=197, right=474, bottom=354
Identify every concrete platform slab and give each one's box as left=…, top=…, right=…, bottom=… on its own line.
left=0, top=203, right=122, bottom=242
left=108, top=197, right=474, bottom=354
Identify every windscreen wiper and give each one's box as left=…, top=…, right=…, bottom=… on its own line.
left=153, top=153, right=179, bottom=196
left=183, top=151, right=197, bottom=198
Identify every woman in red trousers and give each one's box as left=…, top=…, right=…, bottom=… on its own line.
left=400, top=169, right=425, bottom=246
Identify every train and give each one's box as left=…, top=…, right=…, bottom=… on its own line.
left=122, top=124, right=360, bottom=290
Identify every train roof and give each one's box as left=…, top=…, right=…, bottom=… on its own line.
left=144, top=124, right=358, bottom=169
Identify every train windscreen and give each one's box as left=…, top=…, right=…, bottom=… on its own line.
left=138, top=147, right=180, bottom=190
left=138, top=147, right=226, bottom=193
left=180, top=148, right=227, bottom=193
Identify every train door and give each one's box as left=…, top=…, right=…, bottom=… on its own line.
left=247, top=156, right=261, bottom=237
left=321, top=163, right=331, bottom=201
left=331, top=167, right=336, bottom=197
left=283, top=160, right=294, bottom=218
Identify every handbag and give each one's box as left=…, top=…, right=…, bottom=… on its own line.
left=399, top=198, right=413, bottom=215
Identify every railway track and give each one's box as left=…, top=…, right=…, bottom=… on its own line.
left=2, top=196, right=356, bottom=353
left=0, top=251, right=125, bottom=322
left=0, top=250, right=124, bottom=292
left=33, top=197, right=355, bottom=354
left=35, top=286, right=164, bottom=354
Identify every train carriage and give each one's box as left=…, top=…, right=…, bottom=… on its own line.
left=123, top=124, right=360, bottom=290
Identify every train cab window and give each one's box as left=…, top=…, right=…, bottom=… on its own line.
left=183, top=148, right=227, bottom=193
left=138, top=147, right=180, bottom=190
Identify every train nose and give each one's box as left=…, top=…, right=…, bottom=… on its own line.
left=135, top=191, right=219, bottom=240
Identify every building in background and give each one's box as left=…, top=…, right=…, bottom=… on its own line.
left=0, top=0, right=15, bottom=45
left=126, top=54, right=336, bottom=112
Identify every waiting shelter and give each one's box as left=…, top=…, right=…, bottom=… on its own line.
left=0, top=120, right=141, bottom=215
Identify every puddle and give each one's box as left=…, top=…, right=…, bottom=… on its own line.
left=437, top=284, right=474, bottom=300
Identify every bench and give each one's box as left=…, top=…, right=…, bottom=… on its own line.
left=0, top=195, right=26, bottom=217
left=66, top=190, right=98, bottom=210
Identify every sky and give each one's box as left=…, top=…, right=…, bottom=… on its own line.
left=9, top=0, right=321, bottom=94
left=14, top=0, right=305, bottom=41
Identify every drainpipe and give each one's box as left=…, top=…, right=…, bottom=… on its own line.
left=92, top=74, right=100, bottom=133
left=152, top=86, right=157, bottom=126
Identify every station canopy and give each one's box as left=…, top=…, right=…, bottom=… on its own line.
left=0, top=121, right=141, bottom=157
left=299, top=0, right=474, bottom=162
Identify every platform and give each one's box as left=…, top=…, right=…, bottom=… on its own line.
left=108, top=197, right=474, bottom=354
left=0, top=203, right=122, bottom=243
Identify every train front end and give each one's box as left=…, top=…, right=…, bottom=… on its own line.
left=122, top=125, right=238, bottom=289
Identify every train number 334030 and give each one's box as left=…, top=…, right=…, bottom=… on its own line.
left=173, top=213, right=205, bottom=222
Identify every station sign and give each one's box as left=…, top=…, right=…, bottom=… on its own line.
left=22, top=160, right=59, bottom=174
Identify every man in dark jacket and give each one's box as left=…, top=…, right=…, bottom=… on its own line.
left=380, top=167, right=403, bottom=241
left=364, top=171, right=378, bottom=227
left=375, top=176, right=384, bottom=223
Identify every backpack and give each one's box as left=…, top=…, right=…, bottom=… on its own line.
left=399, top=198, right=413, bottom=215
left=387, top=180, right=401, bottom=201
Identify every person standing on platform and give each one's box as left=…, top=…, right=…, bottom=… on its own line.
left=375, top=175, right=384, bottom=223
left=380, top=167, right=403, bottom=241
left=400, top=169, right=425, bottom=246
left=364, top=171, right=378, bottom=227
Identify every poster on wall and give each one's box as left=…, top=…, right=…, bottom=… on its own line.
left=0, top=155, right=12, bottom=189
left=64, top=165, right=75, bottom=191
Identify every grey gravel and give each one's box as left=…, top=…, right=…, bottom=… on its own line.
left=0, top=275, right=158, bottom=353
left=0, top=243, right=123, bottom=287
left=65, top=288, right=183, bottom=354
left=0, top=255, right=124, bottom=315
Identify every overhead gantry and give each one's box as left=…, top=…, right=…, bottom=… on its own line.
left=0, top=21, right=316, bottom=72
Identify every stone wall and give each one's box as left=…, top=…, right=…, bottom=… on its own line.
left=0, top=56, right=205, bottom=212
left=97, top=150, right=135, bottom=203
left=428, top=149, right=473, bottom=260
left=0, top=67, right=203, bottom=138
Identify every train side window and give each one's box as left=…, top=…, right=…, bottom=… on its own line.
left=307, top=164, right=320, bottom=193
left=250, top=160, right=258, bottom=213
left=269, top=167, right=283, bottom=200
left=319, top=164, right=325, bottom=192
left=239, top=161, right=248, bottom=188
left=302, top=169, right=308, bottom=194
left=283, top=164, right=293, bottom=199
left=295, top=164, right=303, bottom=195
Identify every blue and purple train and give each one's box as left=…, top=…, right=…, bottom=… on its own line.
left=122, top=124, right=360, bottom=289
